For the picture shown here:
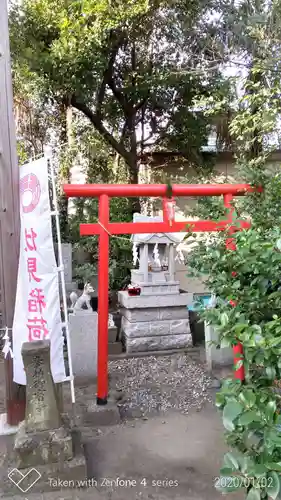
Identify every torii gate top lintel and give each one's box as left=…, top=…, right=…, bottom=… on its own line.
left=64, top=182, right=256, bottom=199
left=64, top=183, right=256, bottom=237
left=64, top=182, right=256, bottom=406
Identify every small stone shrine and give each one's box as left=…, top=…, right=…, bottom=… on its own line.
left=118, top=214, right=191, bottom=352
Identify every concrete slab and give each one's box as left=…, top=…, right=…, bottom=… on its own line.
left=0, top=404, right=244, bottom=500
left=83, top=398, right=121, bottom=427
left=83, top=405, right=244, bottom=500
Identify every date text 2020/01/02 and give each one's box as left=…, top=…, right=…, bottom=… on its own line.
left=215, top=476, right=274, bottom=490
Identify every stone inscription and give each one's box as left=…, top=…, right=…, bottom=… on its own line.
left=31, top=354, right=46, bottom=414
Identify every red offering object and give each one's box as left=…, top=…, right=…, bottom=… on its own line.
left=128, top=287, right=141, bottom=296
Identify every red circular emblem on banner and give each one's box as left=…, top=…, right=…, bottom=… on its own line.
left=20, top=173, right=41, bottom=213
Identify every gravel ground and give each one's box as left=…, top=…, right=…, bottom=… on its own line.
left=108, top=353, right=213, bottom=419
left=0, top=351, right=214, bottom=423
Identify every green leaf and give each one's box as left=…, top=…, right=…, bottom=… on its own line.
left=215, top=393, right=225, bottom=408
left=220, top=467, right=234, bottom=476
left=235, top=359, right=244, bottom=371
left=253, top=464, right=267, bottom=477
left=266, top=401, right=277, bottom=422
left=223, top=452, right=240, bottom=471
left=267, top=471, right=280, bottom=499
left=276, top=414, right=281, bottom=426
left=220, top=337, right=231, bottom=348
left=223, top=401, right=243, bottom=431
left=265, top=463, right=281, bottom=472
left=276, top=238, right=281, bottom=251
left=266, top=367, right=277, bottom=379
left=239, top=390, right=256, bottom=407
left=239, top=410, right=259, bottom=425
left=246, top=487, right=261, bottom=500
left=220, top=312, right=229, bottom=327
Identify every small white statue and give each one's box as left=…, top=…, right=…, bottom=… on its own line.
left=70, top=290, right=78, bottom=309
left=108, top=314, right=115, bottom=328
left=152, top=242, right=161, bottom=267
left=71, top=282, right=95, bottom=312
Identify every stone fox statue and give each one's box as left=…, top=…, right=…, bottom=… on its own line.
left=70, top=282, right=94, bottom=311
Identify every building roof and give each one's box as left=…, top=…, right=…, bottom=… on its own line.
left=138, top=149, right=281, bottom=166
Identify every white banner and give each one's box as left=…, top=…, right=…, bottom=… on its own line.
left=12, top=157, right=66, bottom=385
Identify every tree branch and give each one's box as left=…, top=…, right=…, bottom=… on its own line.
left=108, top=77, right=132, bottom=116
left=133, top=96, right=149, bottom=113
left=71, top=95, right=133, bottom=167
left=96, top=30, right=126, bottom=117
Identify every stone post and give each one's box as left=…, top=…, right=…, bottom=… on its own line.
left=13, top=340, right=75, bottom=470
left=169, top=244, right=175, bottom=281
left=139, top=244, right=149, bottom=280
left=143, top=244, right=149, bottom=282
left=22, top=340, right=61, bottom=432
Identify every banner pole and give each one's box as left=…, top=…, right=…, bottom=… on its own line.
left=49, top=159, right=75, bottom=404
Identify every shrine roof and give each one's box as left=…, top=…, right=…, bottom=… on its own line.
left=131, top=214, right=185, bottom=244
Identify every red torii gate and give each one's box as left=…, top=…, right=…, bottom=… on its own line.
left=64, top=183, right=255, bottom=405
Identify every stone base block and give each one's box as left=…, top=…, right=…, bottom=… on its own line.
left=122, top=317, right=190, bottom=337
left=83, top=398, right=120, bottom=426
left=68, top=311, right=98, bottom=378
left=120, top=306, right=190, bottom=323
left=118, top=290, right=189, bottom=309
left=108, top=326, right=117, bottom=343
left=125, top=333, right=192, bottom=353
left=14, top=421, right=73, bottom=469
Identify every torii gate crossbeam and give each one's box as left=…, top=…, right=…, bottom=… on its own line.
left=64, top=183, right=258, bottom=405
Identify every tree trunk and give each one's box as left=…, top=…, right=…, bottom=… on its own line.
left=127, top=109, right=141, bottom=215
left=247, top=54, right=263, bottom=160
left=128, top=157, right=141, bottom=214
left=57, top=104, right=71, bottom=241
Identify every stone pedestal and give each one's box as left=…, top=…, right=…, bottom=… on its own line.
left=205, top=323, right=233, bottom=371
left=13, top=341, right=75, bottom=470
left=68, top=311, right=98, bottom=378
left=119, top=290, right=191, bottom=353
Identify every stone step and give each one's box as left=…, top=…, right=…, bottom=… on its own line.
left=108, top=326, right=118, bottom=343
left=108, top=345, right=200, bottom=361
left=108, top=342, right=123, bottom=355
